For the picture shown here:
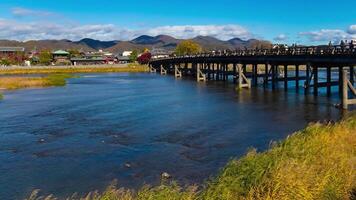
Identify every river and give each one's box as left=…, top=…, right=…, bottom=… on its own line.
left=0, top=73, right=343, bottom=199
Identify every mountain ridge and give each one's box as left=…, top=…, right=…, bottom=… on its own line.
left=0, top=35, right=272, bottom=53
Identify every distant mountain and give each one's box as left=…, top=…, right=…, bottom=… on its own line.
left=0, top=39, right=94, bottom=52
left=0, top=35, right=272, bottom=54
left=106, top=41, right=147, bottom=54
left=192, top=36, right=231, bottom=50
left=75, top=38, right=118, bottom=50
left=131, top=35, right=178, bottom=45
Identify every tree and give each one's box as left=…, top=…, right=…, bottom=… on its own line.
left=68, top=49, right=81, bottom=57
left=129, top=50, right=138, bottom=63
left=137, top=52, right=152, bottom=64
left=175, top=40, right=202, bottom=56
left=0, top=58, right=11, bottom=66
left=38, top=50, right=52, bottom=66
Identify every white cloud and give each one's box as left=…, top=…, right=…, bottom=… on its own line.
left=0, top=18, right=253, bottom=41
left=299, top=26, right=356, bottom=43
left=347, top=25, right=356, bottom=34
left=11, top=7, right=54, bottom=17
left=273, top=34, right=288, bottom=41
left=146, top=25, right=252, bottom=40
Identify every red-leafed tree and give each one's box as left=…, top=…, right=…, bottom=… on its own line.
left=137, top=52, right=152, bottom=64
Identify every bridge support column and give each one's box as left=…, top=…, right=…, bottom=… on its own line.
left=350, top=66, right=354, bottom=84
left=271, top=65, right=276, bottom=89
left=264, top=63, right=269, bottom=87
left=237, top=64, right=251, bottom=89
left=313, top=67, right=318, bottom=96
left=342, top=69, right=356, bottom=109
left=175, top=65, right=182, bottom=78
left=304, top=64, right=311, bottom=94
left=233, top=63, right=237, bottom=83
left=295, top=65, right=299, bottom=91
left=207, top=63, right=212, bottom=80
left=224, top=64, right=227, bottom=81
left=216, top=63, right=220, bottom=81
left=284, top=65, right=288, bottom=90
left=339, top=67, right=343, bottom=97
left=252, top=64, right=257, bottom=86
left=149, top=64, right=157, bottom=73
left=197, top=63, right=206, bottom=82
left=326, top=67, right=331, bottom=96
left=160, top=65, right=167, bottom=75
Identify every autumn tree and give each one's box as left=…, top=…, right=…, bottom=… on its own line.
left=137, top=52, right=152, bottom=64
left=175, top=40, right=202, bottom=56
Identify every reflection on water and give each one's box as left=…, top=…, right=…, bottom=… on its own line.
left=0, top=73, right=343, bottom=200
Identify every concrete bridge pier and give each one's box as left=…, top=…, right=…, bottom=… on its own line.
left=342, top=69, right=356, bottom=109
left=149, top=64, right=157, bottom=73
left=237, top=64, right=251, bottom=89
left=175, top=64, right=182, bottom=78
left=160, top=65, right=167, bottom=75
left=197, top=63, right=206, bottom=82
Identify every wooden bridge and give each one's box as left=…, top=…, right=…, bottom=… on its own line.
left=149, top=42, right=356, bottom=109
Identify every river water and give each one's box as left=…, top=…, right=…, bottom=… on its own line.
left=0, top=73, right=343, bottom=199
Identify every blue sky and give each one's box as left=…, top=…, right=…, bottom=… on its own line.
left=0, top=0, right=355, bottom=44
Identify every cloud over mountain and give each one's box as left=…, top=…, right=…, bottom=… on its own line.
left=299, top=25, right=356, bottom=43
left=145, top=25, right=252, bottom=41
left=0, top=17, right=253, bottom=42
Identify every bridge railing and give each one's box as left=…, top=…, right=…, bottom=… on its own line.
left=151, top=42, right=356, bottom=61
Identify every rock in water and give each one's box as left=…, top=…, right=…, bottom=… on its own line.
left=161, top=172, right=171, bottom=179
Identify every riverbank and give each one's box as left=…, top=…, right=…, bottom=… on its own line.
left=0, top=74, right=76, bottom=99
left=28, top=112, right=356, bottom=200
left=0, top=74, right=76, bottom=90
left=0, top=64, right=149, bottom=75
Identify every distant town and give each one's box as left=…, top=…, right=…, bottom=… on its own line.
left=0, top=34, right=272, bottom=66
left=0, top=46, right=170, bottom=67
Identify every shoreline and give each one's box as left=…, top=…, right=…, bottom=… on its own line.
left=0, top=64, right=149, bottom=75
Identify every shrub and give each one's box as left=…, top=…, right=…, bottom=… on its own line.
left=137, top=52, right=152, bottom=64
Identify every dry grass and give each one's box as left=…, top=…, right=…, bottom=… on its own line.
left=0, top=65, right=149, bottom=75
left=203, top=112, right=356, bottom=200
left=0, top=74, right=74, bottom=90
left=26, top=113, right=356, bottom=200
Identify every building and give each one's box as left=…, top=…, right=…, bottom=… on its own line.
left=71, top=51, right=118, bottom=65
left=0, top=47, right=25, bottom=57
left=0, top=47, right=26, bottom=66
left=151, top=48, right=171, bottom=59
left=52, top=50, right=71, bottom=65
left=116, top=56, right=130, bottom=64
left=122, top=51, right=133, bottom=57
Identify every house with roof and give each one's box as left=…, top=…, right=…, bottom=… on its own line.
left=52, top=50, right=71, bottom=65
left=150, top=48, right=172, bottom=59
left=0, top=47, right=25, bottom=57
left=0, top=47, right=26, bottom=66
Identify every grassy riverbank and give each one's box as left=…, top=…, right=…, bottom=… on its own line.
left=0, top=64, right=148, bottom=75
left=0, top=74, right=75, bottom=90
left=0, top=74, right=76, bottom=99
left=28, top=113, right=356, bottom=200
